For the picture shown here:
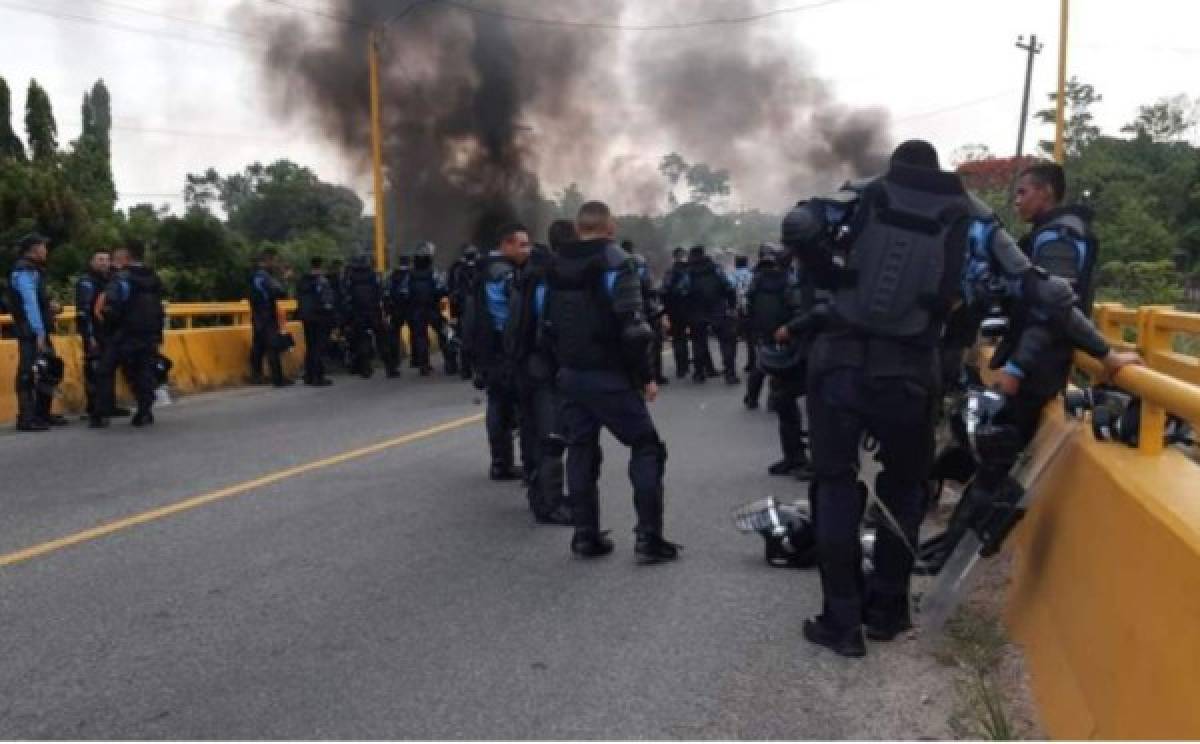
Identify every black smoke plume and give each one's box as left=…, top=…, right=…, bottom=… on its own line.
left=235, top=0, right=891, bottom=257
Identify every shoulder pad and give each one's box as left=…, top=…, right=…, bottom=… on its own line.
left=1041, top=212, right=1088, bottom=238
left=602, top=242, right=632, bottom=269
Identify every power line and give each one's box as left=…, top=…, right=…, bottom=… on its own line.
left=88, top=0, right=266, bottom=40
left=256, top=0, right=854, bottom=31
left=436, top=0, right=853, bottom=31
left=894, top=90, right=1018, bottom=124
left=0, top=1, right=261, bottom=52
left=256, top=0, right=370, bottom=28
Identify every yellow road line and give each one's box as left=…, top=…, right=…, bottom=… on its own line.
left=0, top=413, right=484, bottom=569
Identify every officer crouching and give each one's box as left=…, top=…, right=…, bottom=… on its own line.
left=542, top=201, right=680, bottom=563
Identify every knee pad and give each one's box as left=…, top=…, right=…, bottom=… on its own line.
left=633, top=432, right=667, bottom=465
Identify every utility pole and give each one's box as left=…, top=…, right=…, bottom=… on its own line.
left=1054, top=0, right=1071, bottom=163
left=367, top=28, right=388, bottom=273
left=1014, top=34, right=1043, bottom=159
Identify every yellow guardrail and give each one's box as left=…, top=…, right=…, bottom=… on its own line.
left=0, top=299, right=298, bottom=332
left=1077, top=303, right=1200, bottom=456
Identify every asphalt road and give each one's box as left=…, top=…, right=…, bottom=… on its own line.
left=0, top=359, right=959, bottom=739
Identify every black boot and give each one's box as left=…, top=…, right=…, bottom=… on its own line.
left=131, top=410, right=155, bottom=427
left=863, top=594, right=914, bottom=642
left=634, top=533, right=682, bottom=565
left=803, top=615, right=866, bottom=658
left=16, top=419, right=50, bottom=432
left=490, top=462, right=524, bottom=481
left=571, top=529, right=614, bottom=558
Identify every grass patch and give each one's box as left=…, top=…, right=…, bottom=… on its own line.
left=938, top=603, right=1020, bottom=740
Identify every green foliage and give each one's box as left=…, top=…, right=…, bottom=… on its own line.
left=1036, top=76, right=1102, bottom=158
left=1121, top=95, right=1196, bottom=143
left=23, top=80, right=58, bottom=163
left=1096, top=260, right=1184, bottom=307
left=0, top=77, right=26, bottom=162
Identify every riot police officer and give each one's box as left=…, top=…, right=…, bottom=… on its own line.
left=466, top=224, right=532, bottom=481
left=922, top=162, right=1114, bottom=572
left=77, top=250, right=127, bottom=422
left=623, top=240, right=669, bottom=386
left=447, top=245, right=480, bottom=381
left=660, top=247, right=692, bottom=379
left=505, top=220, right=576, bottom=525
left=7, top=233, right=64, bottom=431
left=543, top=201, right=679, bottom=563
left=343, top=254, right=398, bottom=379
left=296, top=256, right=336, bottom=387
left=249, top=249, right=293, bottom=387
left=732, top=253, right=755, bottom=373
left=782, top=140, right=1136, bottom=657
left=407, top=242, right=451, bottom=376
left=97, top=241, right=165, bottom=427
left=686, top=245, right=739, bottom=385
left=385, top=255, right=413, bottom=369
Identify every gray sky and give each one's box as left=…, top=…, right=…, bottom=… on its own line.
left=1, top=0, right=1197, bottom=215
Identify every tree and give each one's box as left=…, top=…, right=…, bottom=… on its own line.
left=659, top=152, right=688, bottom=211
left=65, top=81, right=116, bottom=217
left=556, top=182, right=585, bottom=219
left=0, top=76, right=26, bottom=162
left=1121, top=96, right=1196, bottom=143
left=685, top=163, right=731, bottom=206
left=24, top=80, right=58, bottom=162
left=1036, top=77, right=1102, bottom=158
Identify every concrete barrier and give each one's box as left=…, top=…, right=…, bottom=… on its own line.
left=1005, top=408, right=1200, bottom=738
left=0, top=321, right=305, bottom=423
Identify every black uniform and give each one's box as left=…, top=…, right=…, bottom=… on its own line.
left=249, top=266, right=289, bottom=385
left=630, top=253, right=668, bottom=385
left=661, top=257, right=692, bottom=378
left=783, top=154, right=1113, bottom=653
left=686, top=254, right=738, bottom=383
left=407, top=258, right=450, bottom=375
left=466, top=250, right=531, bottom=478
left=743, top=259, right=792, bottom=408
left=506, top=246, right=570, bottom=523
left=7, top=256, right=57, bottom=428
left=98, top=264, right=165, bottom=422
left=542, top=238, right=675, bottom=558
left=296, top=271, right=337, bottom=385
left=447, top=251, right=479, bottom=380
left=75, top=270, right=109, bottom=418
left=927, top=204, right=1102, bottom=569
left=385, top=262, right=412, bottom=367
left=343, top=260, right=398, bottom=378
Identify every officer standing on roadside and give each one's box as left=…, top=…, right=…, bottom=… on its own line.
left=343, top=254, right=398, bottom=379
left=732, top=254, right=755, bottom=374
left=543, top=201, right=680, bottom=563
left=7, top=233, right=65, bottom=431
left=623, top=240, right=669, bottom=386
left=686, top=245, right=739, bottom=385
left=76, top=250, right=127, bottom=422
left=249, top=248, right=292, bottom=387
left=505, top=220, right=576, bottom=525
left=96, top=241, right=165, bottom=427
left=407, top=242, right=451, bottom=376
left=782, top=140, right=1140, bottom=658
left=467, top=223, right=532, bottom=481
left=296, top=256, right=336, bottom=387
left=385, top=254, right=413, bottom=370
left=660, top=247, right=692, bottom=379
left=448, top=245, right=480, bottom=381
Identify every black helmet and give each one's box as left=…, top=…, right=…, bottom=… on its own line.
left=415, top=241, right=436, bottom=259
left=758, top=242, right=782, bottom=262
left=462, top=244, right=479, bottom=261
left=32, top=353, right=64, bottom=394
left=153, top=354, right=174, bottom=386
left=757, top=341, right=806, bottom=378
